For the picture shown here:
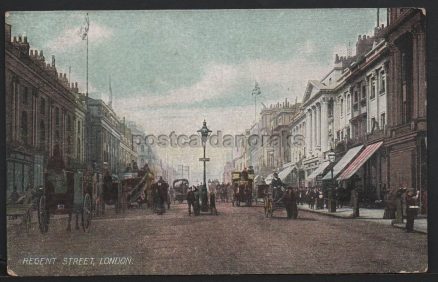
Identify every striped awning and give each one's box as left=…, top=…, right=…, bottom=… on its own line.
left=278, top=164, right=296, bottom=182
left=322, top=145, right=364, bottom=180
left=337, top=141, right=384, bottom=181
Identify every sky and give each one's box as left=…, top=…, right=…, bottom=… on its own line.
left=6, top=9, right=387, bottom=182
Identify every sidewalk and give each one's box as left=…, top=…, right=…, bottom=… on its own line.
left=298, top=204, right=427, bottom=234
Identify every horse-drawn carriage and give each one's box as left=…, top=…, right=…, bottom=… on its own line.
left=121, top=172, right=146, bottom=209
left=231, top=170, right=254, bottom=207
left=173, top=179, right=189, bottom=204
left=38, top=169, right=92, bottom=233
left=100, top=173, right=124, bottom=214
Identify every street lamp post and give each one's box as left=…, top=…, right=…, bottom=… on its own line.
left=328, top=150, right=336, bottom=212
left=198, top=120, right=212, bottom=212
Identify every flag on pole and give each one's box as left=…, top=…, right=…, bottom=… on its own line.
left=79, top=13, right=89, bottom=40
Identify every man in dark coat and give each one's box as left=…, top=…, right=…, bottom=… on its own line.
left=157, top=177, right=169, bottom=214
left=283, top=188, right=298, bottom=219
left=193, top=187, right=200, bottom=216
left=186, top=187, right=195, bottom=216
left=271, top=172, right=284, bottom=202
left=405, top=189, right=418, bottom=232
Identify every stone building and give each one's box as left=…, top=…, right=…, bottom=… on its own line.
left=382, top=8, right=427, bottom=211
left=5, top=23, right=85, bottom=194
left=86, top=98, right=137, bottom=174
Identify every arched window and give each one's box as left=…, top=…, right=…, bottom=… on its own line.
left=141, top=145, right=145, bottom=152
left=21, top=111, right=28, bottom=144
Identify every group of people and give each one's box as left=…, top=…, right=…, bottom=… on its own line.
left=185, top=184, right=218, bottom=216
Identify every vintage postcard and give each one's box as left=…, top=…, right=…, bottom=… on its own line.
left=5, top=8, right=427, bottom=276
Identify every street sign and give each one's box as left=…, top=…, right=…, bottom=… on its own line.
left=199, top=158, right=210, bottom=162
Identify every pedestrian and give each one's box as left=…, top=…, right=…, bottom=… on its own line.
left=405, top=189, right=419, bottom=232
left=187, top=187, right=195, bottom=216
left=210, top=192, right=218, bottom=215
left=193, top=187, right=200, bottom=216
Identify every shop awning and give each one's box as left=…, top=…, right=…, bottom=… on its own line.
left=337, top=141, right=383, bottom=181
left=278, top=164, right=296, bottom=182
left=306, top=161, right=330, bottom=183
left=322, top=145, right=364, bottom=180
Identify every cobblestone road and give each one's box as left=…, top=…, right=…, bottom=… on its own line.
left=7, top=202, right=427, bottom=276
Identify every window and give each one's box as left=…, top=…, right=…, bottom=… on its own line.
left=21, top=111, right=28, bottom=144
left=380, top=71, right=386, bottom=93
left=141, top=145, right=145, bottom=152
left=381, top=113, right=386, bottom=129
left=362, top=85, right=366, bottom=99
left=39, top=120, right=45, bottom=144
left=23, top=87, right=29, bottom=105
left=78, top=120, right=81, bottom=134
left=346, top=127, right=350, bottom=139
left=340, top=99, right=344, bottom=116
left=55, top=108, right=60, bottom=126
left=346, top=94, right=351, bottom=112
left=354, top=91, right=358, bottom=102
left=371, top=117, right=377, bottom=132
left=55, top=130, right=60, bottom=142
left=77, top=138, right=81, bottom=159
left=337, top=131, right=340, bottom=141
left=370, top=78, right=376, bottom=99
left=401, top=38, right=413, bottom=124
left=40, top=98, right=45, bottom=115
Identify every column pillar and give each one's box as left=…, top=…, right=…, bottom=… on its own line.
left=309, top=110, right=313, bottom=154
left=313, top=106, right=317, bottom=153
left=321, top=99, right=328, bottom=153
left=316, top=103, right=321, bottom=150
left=305, top=110, right=311, bottom=157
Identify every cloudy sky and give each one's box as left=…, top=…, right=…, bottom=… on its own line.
left=6, top=9, right=386, bottom=182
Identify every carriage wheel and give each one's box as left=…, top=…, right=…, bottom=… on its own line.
left=37, top=195, right=49, bottom=234
left=81, top=193, right=92, bottom=232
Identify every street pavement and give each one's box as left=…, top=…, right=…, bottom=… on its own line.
left=297, top=204, right=428, bottom=233
left=7, top=201, right=427, bottom=276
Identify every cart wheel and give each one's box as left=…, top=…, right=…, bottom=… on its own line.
left=38, top=195, right=49, bottom=234
left=82, top=193, right=92, bottom=232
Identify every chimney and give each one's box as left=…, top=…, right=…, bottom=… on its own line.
left=30, top=50, right=34, bottom=56
left=75, top=82, right=78, bottom=89
left=13, top=36, right=17, bottom=42
left=52, top=55, right=55, bottom=67
left=18, top=35, right=22, bottom=42
left=335, top=54, right=339, bottom=63
left=23, top=36, right=27, bottom=43
left=40, top=50, right=43, bottom=57
left=63, top=73, right=67, bottom=79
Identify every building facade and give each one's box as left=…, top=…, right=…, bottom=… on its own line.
left=5, top=24, right=85, bottom=195
left=383, top=8, right=427, bottom=211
